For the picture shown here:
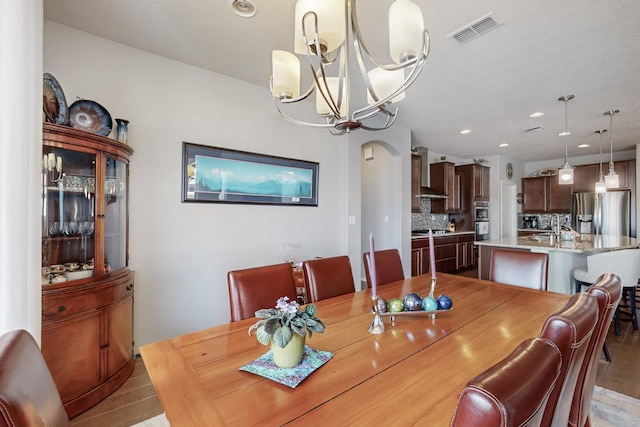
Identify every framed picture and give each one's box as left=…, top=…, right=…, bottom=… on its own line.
left=181, top=142, right=319, bottom=206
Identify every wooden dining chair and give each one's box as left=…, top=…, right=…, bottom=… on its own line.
left=362, top=249, right=404, bottom=287
left=489, top=248, right=549, bottom=290
left=0, top=329, right=70, bottom=427
left=450, top=337, right=561, bottom=427
left=537, top=292, right=599, bottom=427
left=302, top=256, right=355, bottom=303
left=569, top=273, right=622, bottom=427
left=227, top=262, right=297, bottom=322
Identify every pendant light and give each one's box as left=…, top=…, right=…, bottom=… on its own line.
left=603, top=109, right=620, bottom=188
left=558, top=94, right=574, bottom=185
left=594, top=129, right=607, bottom=193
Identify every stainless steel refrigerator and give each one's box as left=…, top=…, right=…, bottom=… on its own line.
left=572, top=190, right=631, bottom=236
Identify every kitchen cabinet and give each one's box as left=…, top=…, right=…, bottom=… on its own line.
left=411, top=154, right=422, bottom=212
left=411, top=233, right=476, bottom=276
left=572, top=164, right=600, bottom=193
left=457, top=163, right=491, bottom=202
left=41, top=123, right=134, bottom=418
left=521, top=176, right=572, bottom=213
left=430, top=162, right=460, bottom=213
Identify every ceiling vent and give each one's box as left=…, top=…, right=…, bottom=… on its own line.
left=524, top=126, right=545, bottom=133
left=447, top=13, right=502, bottom=45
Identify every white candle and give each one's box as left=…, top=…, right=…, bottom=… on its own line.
left=56, top=156, right=62, bottom=172
left=48, top=153, right=56, bottom=170
left=369, top=233, right=378, bottom=297
left=43, top=154, right=48, bottom=171
left=429, top=229, right=437, bottom=280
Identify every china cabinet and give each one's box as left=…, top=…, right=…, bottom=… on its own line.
left=41, top=123, right=134, bottom=418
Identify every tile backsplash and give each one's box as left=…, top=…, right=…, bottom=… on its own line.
left=411, top=198, right=449, bottom=230
left=518, top=213, right=572, bottom=230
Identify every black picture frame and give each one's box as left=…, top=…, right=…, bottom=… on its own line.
left=181, top=142, right=319, bottom=206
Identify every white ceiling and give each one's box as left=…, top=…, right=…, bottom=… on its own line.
left=44, top=0, right=640, bottom=162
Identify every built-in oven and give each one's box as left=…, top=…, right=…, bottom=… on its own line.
left=474, top=201, right=490, bottom=241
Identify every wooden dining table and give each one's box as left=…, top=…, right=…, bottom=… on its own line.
left=139, top=273, right=570, bottom=426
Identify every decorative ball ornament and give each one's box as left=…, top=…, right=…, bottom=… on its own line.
left=377, top=297, right=388, bottom=313
left=422, top=297, right=438, bottom=311
left=387, top=298, right=405, bottom=313
left=437, top=295, right=453, bottom=310
left=403, top=293, right=423, bottom=311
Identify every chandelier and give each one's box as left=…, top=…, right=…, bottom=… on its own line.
left=270, top=0, right=429, bottom=135
left=558, top=94, right=575, bottom=185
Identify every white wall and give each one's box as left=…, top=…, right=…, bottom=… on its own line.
left=44, top=21, right=350, bottom=348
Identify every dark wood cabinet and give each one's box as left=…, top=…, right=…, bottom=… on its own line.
left=473, top=165, right=490, bottom=201
left=41, top=124, right=134, bottom=418
left=411, top=233, right=475, bottom=276
left=521, top=176, right=571, bottom=213
left=572, top=164, right=600, bottom=193
left=430, top=162, right=460, bottom=213
left=411, top=154, right=422, bottom=212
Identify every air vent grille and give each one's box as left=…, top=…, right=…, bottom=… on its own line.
left=447, top=13, right=502, bottom=45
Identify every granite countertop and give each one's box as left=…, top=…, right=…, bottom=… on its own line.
left=411, top=231, right=475, bottom=239
left=475, top=234, right=639, bottom=253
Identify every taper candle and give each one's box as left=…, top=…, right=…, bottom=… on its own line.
left=369, top=233, right=378, bottom=297
left=428, top=229, right=436, bottom=280
left=56, top=156, right=62, bottom=172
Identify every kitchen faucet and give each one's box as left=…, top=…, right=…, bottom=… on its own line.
left=552, top=214, right=562, bottom=238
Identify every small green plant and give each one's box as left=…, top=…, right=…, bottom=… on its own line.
left=248, top=297, right=326, bottom=348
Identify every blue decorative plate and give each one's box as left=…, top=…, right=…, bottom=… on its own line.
left=69, top=99, right=112, bottom=136
left=43, top=73, right=68, bottom=125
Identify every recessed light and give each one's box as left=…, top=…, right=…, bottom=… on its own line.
left=498, top=143, right=509, bottom=147
left=558, top=131, right=571, bottom=137
left=529, top=112, right=544, bottom=118
left=460, top=129, right=471, bottom=135
left=578, top=144, right=589, bottom=148
left=230, top=0, right=257, bottom=17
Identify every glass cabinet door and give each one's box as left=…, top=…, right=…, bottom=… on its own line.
left=42, top=147, right=97, bottom=284
left=103, top=156, right=128, bottom=273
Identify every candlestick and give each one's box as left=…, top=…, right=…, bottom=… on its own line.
left=428, top=229, right=436, bottom=280
left=56, top=156, right=62, bottom=172
left=369, top=233, right=378, bottom=297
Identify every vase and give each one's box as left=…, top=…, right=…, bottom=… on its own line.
left=115, top=118, right=129, bottom=144
left=271, top=333, right=305, bottom=368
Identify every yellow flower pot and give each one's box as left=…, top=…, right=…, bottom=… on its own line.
left=271, top=333, right=305, bottom=368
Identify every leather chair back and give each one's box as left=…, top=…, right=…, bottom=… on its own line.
left=489, top=249, right=549, bottom=290
left=450, top=337, right=561, bottom=427
left=227, top=263, right=297, bottom=322
left=0, top=329, right=70, bottom=427
left=362, top=249, right=404, bottom=287
left=302, top=256, right=355, bottom=303
left=538, top=292, right=599, bottom=427
left=569, top=273, right=622, bottom=427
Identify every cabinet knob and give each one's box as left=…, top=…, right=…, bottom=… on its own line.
left=126, top=284, right=134, bottom=291
left=42, top=305, right=66, bottom=317
left=100, top=342, right=111, bottom=349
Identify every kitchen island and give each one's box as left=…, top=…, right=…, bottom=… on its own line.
left=476, top=234, right=639, bottom=294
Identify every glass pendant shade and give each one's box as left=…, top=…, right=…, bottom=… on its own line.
left=316, top=77, right=346, bottom=115
left=594, top=129, right=607, bottom=193
left=559, top=164, right=574, bottom=185
left=367, top=68, right=405, bottom=105
left=271, top=51, right=300, bottom=99
left=595, top=180, right=607, bottom=193
left=389, top=0, right=425, bottom=64
left=294, top=0, right=345, bottom=55
left=605, top=172, right=619, bottom=189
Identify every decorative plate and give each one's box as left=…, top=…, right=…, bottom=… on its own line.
left=538, top=168, right=558, bottom=177
left=43, top=73, right=69, bottom=125
left=68, top=99, right=112, bottom=136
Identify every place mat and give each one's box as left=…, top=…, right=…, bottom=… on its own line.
left=239, top=345, right=333, bottom=388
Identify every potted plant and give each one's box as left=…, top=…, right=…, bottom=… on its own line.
left=249, top=297, right=326, bottom=367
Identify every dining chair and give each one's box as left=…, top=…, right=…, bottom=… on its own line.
left=489, top=248, right=549, bottom=290
left=450, top=337, right=561, bottom=427
left=537, top=292, right=599, bottom=427
left=362, top=249, right=404, bottom=287
left=227, top=262, right=297, bottom=322
left=573, top=248, right=640, bottom=335
left=0, top=329, right=70, bottom=427
left=302, top=256, right=355, bottom=303
left=569, top=273, right=622, bottom=427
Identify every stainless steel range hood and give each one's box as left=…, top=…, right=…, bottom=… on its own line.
left=413, top=146, right=448, bottom=199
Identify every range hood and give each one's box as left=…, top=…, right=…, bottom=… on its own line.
left=413, top=146, right=448, bottom=199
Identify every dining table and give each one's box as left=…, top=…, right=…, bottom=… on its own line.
left=139, top=272, right=570, bottom=426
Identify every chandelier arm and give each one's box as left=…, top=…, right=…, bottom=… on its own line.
left=270, top=76, right=315, bottom=104
left=271, top=97, right=339, bottom=129
left=359, top=110, right=399, bottom=131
